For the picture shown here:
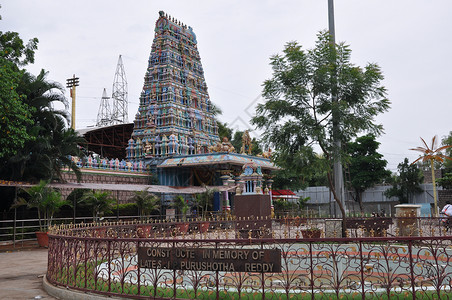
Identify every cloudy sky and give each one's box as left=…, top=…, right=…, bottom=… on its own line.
left=2, top=0, right=452, bottom=172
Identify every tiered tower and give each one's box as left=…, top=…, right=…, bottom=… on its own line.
left=127, top=11, right=219, bottom=160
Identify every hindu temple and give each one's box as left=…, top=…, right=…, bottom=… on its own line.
left=127, top=11, right=219, bottom=161
left=124, top=11, right=278, bottom=189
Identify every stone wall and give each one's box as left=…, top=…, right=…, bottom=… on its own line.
left=439, top=190, right=452, bottom=209
left=59, top=170, right=149, bottom=204
left=423, top=169, right=442, bottom=184
left=61, top=171, right=149, bottom=185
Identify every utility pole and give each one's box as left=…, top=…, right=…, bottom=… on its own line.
left=328, top=0, right=346, bottom=217
left=66, top=75, right=80, bottom=130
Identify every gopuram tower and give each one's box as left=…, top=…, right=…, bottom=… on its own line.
left=127, top=11, right=220, bottom=161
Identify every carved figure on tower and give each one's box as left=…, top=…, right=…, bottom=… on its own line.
left=240, top=130, right=252, bottom=155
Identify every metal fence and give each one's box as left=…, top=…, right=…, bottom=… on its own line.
left=47, top=217, right=452, bottom=299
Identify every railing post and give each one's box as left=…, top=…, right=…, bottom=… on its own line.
left=359, top=241, right=365, bottom=299
left=84, top=239, right=87, bottom=289
left=108, top=239, right=111, bottom=293
left=137, top=240, right=141, bottom=296
left=173, top=241, right=177, bottom=298
left=309, top=241, right=314, bottom=299
left=261, top=241, right=265, bottom=300
left=216, top=241, right=220, bottom=300
left=13, top=207, right=16, bottom=249
left=408, top=240, right=416, bottom=299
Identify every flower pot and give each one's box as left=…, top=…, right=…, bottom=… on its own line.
left=36, top=231, right=49, bottom=247
left=200, top=221, right=210, bottom=233
left=301, top=229, right=321, bottom=239
left=176, top=223, right=189, bottom=234
left=292, top=217, right=307, bottom=226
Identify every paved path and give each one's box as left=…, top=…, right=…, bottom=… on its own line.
left=0, top=248, right=57, bottom=300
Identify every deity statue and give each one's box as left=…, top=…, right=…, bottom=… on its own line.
left=258, top=148, right=272, bottom=159
left=144, top=141, right=153, bottom=155
left=209, top=137, right=235, bottom=153
left=240, top=130, right=252, bottom=155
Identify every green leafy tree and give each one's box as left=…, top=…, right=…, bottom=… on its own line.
left=250, top=138, right=262, bottom=156
left=231, top=131, right=243, bottom=151
left=384, top=158, right=423, bottom=204
left=0, top=16, right=38, bottom=159
left=217, top=122, right=232, bottom=142
left=441, top=132, right=452, bottom=171
left=252, top=31, right=390, bottom=224
left=1, top=70, right=84, bottom=181
left=346, top=135, right=391, bottom=214
left=272, top=147, right=326, bottom=190
left=437, top=173, right=452, bottom=190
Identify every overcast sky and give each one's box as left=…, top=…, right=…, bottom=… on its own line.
left=2, top=0, right=452, bottom=172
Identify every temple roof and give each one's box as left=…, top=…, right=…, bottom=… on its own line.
left=157, top=152, right=279, bottom=171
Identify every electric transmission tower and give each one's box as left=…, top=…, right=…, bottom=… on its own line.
left=111, top=55, right=128, bottom=124
left=96, top=88, right=112, bottom=127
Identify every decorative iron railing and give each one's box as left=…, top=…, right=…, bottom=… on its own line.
left=47, top=218, right=452, bottom=299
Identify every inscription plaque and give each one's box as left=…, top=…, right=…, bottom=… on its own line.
left=137, top=247, right=281, bottom=273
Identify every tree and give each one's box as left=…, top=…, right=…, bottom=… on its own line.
left=441, top=132, right=452, bottom=171
left=0, top=18, right=38, bottom=159
left=384, top=158, right=423, bottom=204
left=271, top=147, right=326, bottom=190
left=193, top=186, right=216, bottom=219
left=437, top=173, right=452, bottom=190
left=172, top=195, right=189, bottom=220
left=346, top=135, right=391, bottom=214
left=410, top=136, right=452, bottom=216
left=250, top=138, right=262, bottom=156
left=80, top=190, right=115, bottom=222
left=15, top=180, right=67, bottom=231
left=252, top=31, right=390, bottom=227
left=231, top=131, right=243, bottom=151
left=0, top=70, right=84, bottom=182
left=131, top=188, right=160, bottom=219
left=217, top=122, right=232, bottom=142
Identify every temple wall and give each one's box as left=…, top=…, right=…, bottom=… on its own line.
left=59, top=170, right=149, bottom=204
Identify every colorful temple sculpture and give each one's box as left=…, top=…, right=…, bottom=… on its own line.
left=120, top=11, right=279, bottom=205
left=127, top=11, right=219, bottom=161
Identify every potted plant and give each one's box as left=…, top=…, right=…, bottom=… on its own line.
left=132, top=188, right=160, bottom=220
left=15, top=180, right=68, bottom=247
left=131, top=188, right=160, bottom=237
left=193, top=186, right=217, bottom=233
left=172, top=195, right=190, bottom=234
left=79, top=190, right=115, bottom=237
left=80, top=190, right=114, bottom=220
left=301, top=226, right=322, bottom=239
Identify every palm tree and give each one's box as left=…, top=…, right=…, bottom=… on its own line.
left=193, top=186, right=217, bottom=219
left=131, top=188, right=160, bottom=219
left=172, top=195, right=189, bottom=220
left=410, top=136, right=452, bottom=216
left=14, top=180, right=67, bottom=231
left=2, top=69, right=84, bottom=182
left=81, top=190, right=114, bottom=222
